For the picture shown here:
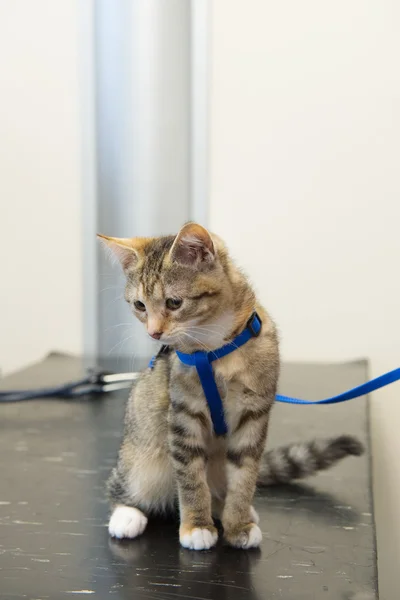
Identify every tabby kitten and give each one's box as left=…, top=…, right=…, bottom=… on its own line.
left=99, top=222, right=363, bottom=551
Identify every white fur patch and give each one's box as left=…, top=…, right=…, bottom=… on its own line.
left=244, top=524, right=262, bottom=548
left=180, top=527, right=218, bottom=551
left=126, top=458, right=176, bottom=514
left=108, top=505, right=148, bottom=539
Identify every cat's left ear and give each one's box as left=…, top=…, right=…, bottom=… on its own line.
left=97, top=234, right=139, bottom=270
left=169, top=222, right=215, bottom=266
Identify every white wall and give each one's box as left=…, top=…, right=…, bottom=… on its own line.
left=209, top=1, right=400, bottom=597
left=0, top=1, right=83, bottom=375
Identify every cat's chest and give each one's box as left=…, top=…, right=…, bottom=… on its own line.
left=217, top=379, right=257, bottom=430
left=213, top=350, right=244, bottom=383
left=214, top=359, right=249, bottom=406
left=212, top=355, right=261, bottom=423
left=223, top=380, right=247, bottom=405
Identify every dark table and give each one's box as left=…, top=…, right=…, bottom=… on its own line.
left=0, top=353, right=378, bottom=599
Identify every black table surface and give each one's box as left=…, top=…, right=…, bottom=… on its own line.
left=0, top=353, right=377, bottom=600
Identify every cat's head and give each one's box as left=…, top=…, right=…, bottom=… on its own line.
left=99, top=223, right=253, bottom=351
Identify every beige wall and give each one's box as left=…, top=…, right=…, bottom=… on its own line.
left=0, top=1, right=83, bottom=374
left=209, top=1, right=400, bottom=597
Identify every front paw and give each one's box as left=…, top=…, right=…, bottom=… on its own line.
left=224, top=522, right=262, bottom=549
left=108, top=505, right=148, bottom=539
left=179, top=524, right=218, bottom=550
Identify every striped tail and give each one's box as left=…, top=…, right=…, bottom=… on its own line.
left=257, top=435, right=364, bottom=486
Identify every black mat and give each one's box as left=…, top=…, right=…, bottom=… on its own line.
left=0, top=354, right=378, bottom=599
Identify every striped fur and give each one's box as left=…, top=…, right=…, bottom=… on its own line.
left=100, top=223, right=363, bottom=551
left=258, top=435, right=364, bottom=485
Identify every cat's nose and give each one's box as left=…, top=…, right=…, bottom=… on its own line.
left=149, top=331, right=163, bottom=340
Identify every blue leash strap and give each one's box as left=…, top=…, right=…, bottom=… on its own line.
left=276, top=367, right=400, bottom=405
left=194, top=352, right=228, bottom=435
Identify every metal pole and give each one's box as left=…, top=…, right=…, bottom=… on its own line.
left=95, top=0, right=191, bottom=360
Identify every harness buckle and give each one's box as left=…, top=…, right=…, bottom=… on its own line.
left=247, top=312, right=262, bottom=337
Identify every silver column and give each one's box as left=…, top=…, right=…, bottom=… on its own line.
left=95, top=0, right=191, bottom=361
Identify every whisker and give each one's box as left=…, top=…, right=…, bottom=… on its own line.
left=107, top=334, right=134, bottom=356
left=184, top=325, right=229, bottom=348
left=186, top=326, right=226, bottom=334
left=104, top=322, right=134, bottom=332
left=129, top=351, right=138, bottom=374
left=180, top=332, right=219, bottom=359
left=185, top=327, right=245, bottom=356
left=180, top=331, right=211, bottom=352
left=186, top=324, right=228, bottom=333
left=185, top=326, right=227, bottom=338
left=103, top=294, right=124, bottom=310
left=176, top=334, right=190, bottom=353
left=99, top=285, right=123, bottom=293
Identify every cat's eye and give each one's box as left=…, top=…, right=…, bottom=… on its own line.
left=134, top=300, right=146, bottom=312
left=166, top=298, right=182, bottom=310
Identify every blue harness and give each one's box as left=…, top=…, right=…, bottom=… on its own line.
left=150, top=312, right=400, bottom=436
left=175, top=312, right=262, bottom=435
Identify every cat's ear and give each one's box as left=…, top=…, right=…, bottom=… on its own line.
left=97, top=234, right=139, bottom=270
left=169, top=223, right=215, bottom=266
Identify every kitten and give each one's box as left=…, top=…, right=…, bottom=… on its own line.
left=99, top=222, right=363, bottom=551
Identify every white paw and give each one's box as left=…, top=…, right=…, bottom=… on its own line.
left=243, top=524, right=262, bottom=549
left=180, top=527, right=218, bottom=551
left=249, top=506, right=260, bottom=524
left=108, top=505, right=148, bottom=539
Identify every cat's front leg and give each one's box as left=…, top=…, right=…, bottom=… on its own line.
left=223, top=398, right=271, bottom=549
left=168, top=397, right=217, bottom=551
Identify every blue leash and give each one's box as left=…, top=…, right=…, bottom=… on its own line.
left=275, top=367, right=400, bottom=405
left=170, top=312, right=400, bottom=435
